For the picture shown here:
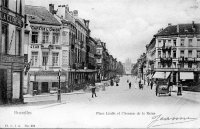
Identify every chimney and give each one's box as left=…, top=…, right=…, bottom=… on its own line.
left=177, top=24, right=179, bottom=33
left=49, top=4, right=54, bottom=14
left=84, top=20, right=90, bottom=28
left=192, top=21, right=195, bottom=32
left=168, top=23, right=172, bottom=26
left=73, top=10, right=78, bottom=17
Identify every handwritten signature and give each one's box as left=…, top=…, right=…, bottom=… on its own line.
left=147, top=114, right=198, bottom=128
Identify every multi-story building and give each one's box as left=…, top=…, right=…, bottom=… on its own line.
left=95, top=39, right=104, bottom=81
left=24, top=5, right=64, bottom=94
left=145, top=37, right=156, bottom=84
left=0, top=0, right=25, bottom=104
left=153, top=22, right=200, bottom=86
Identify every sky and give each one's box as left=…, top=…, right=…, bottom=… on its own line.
left=25, top=0, right=200, bottom=63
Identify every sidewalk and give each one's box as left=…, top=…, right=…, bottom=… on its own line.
left=23, top=90, right=86, bottom=103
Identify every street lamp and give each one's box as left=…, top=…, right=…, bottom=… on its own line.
left=58, top=69, right=61, bottom=102
left=177, top=63, right=182, bottom=96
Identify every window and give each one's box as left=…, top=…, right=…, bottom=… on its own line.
left=173, top=51, right=176, bottom=58
left=197, top=62, right=200, bottom=68
left=173, top=39, right=176, bottom=46
left=42, top=52, right=49, bottom=66
left=52, top=53, right=59, bottom=66
left=96, top=49, right=101, bottom=54
left=158, top=51, right=161, bottom=58
left=168, top=40, right=171, bottom=46
left=197, top=39, right=200, bottom=47
left=52, top=33, right=59, bottom=44
left=180, top=63, right=184, bottom=68
left=52, top=82, right=58, bottom=87
left=158, top=62, right=161, bottom=68
left=180, top=50, right=184, bottom=58
left=16, top=29, right=21, bottom=55
left=188, top=50, right=192, bottom=58
left=163, top=52, right=166, bottom=58
left=173, top=62, right=176, bottom=68
left=32, top=32, right=38, bottom=43
left=2, top=0, right=8, bottom=7
left=1, top=24, right=8, bottom=54
left=188, top=39, right=193, bottom=46
left=158, top=40, right=161, bottom=47
left=31, top=52, right=38, bottom=66
left=42, top=32, right=49, bottom=43
left=180, top=39, right=184, bottom=46
left=197, top=51, right=200, bottom=58
left=188, top=62, right=192, bottom=68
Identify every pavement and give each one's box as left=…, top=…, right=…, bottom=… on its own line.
left=1, top=76, right=200, bottom=128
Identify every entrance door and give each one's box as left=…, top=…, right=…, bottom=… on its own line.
left=0, top=69, right=7, bottom=104
left=41, top=82, right=48, bottom=93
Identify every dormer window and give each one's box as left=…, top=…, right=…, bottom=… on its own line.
left=2, top=0, right=8, bottom=8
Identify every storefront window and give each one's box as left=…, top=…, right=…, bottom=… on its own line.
left=32, top=32, right=38, bottom=43
left=52, top=53, right=59, bottom=66
left=31, top=52, right=38, bottom=66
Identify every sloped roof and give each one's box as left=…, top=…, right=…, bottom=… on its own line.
left=25, top=5, right=61, bottom=26
left=155, top=23, right=200, bottom=36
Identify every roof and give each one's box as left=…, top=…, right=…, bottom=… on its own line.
left=155, top=23, right=200, bottom=36
left=25, top=5, right=61, bottom=26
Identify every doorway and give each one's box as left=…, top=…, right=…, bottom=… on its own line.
left=0, top=69, right=7, bottom=104
left=41, top=82, right=48, bottom=93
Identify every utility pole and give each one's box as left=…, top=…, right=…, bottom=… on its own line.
left=58, top=70, right=61, bottom=102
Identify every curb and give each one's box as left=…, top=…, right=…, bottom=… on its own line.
left=24, top=92, right=86, bottom=98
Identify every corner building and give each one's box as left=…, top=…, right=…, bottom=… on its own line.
left=154, top=22, right=200, bottom=87
left=0, top=0, right=25, bottom=104
left=24, top=5, right=65, bottom=94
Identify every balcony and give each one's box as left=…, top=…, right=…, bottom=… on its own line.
left=162, top=45, right=171, bottom=51
left=30, top=44, right=41, bottom=49
left=0, top=54, right=24, bottom=64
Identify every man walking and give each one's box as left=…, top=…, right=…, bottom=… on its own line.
left=129, top=82, right=132, bottom=89
left=150, top=80, right=153, bottom=90
left=91, top=84, right=97, bottom=98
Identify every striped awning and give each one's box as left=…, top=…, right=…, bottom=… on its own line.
left=180, top=72, right=194, bottom=80
left=152, top=72, right=171, bottom=79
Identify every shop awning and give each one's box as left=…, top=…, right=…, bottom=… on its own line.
left=152, top=72, right=171, bottom=79
left=30, top=75, right=66, bottom=82
left=180, top=72, right=194, bottom=80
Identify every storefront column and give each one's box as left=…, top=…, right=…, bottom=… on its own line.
left=38, top=82, right=42, bottom=93
left=29, top=82, right=33, bottom=95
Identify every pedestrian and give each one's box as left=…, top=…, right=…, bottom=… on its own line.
left=150, top=80, right=153, bottom=90
left=91, top=84, right=97, bottom=98
left=129, top=82, right=131, bottom=89
left=127, top=79, right=129, bottom=83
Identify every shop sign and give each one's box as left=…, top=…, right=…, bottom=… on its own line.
left=31, top=25, right=60, bottom=32
left=180, top=68, right=194, bottom=71
left=0, top=11, right=23, bottom=27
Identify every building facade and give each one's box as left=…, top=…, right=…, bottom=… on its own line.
left=154, top=22, right=200, bottom=86
left=0, top=0, right=25, bottom=104
left=24, top=5, right=65, bottom=94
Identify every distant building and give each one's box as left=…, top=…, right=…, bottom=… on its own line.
left=124, top=58, right=132, bottom=74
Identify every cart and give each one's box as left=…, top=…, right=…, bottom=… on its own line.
left=156, top=79, right=171, bottom=97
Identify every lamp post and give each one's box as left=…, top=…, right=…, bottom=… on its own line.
left=177, top=63, right=182, bottom=96
left=57, top=69, right=61, bottom=102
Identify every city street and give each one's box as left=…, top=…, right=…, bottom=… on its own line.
left=0, top=75, right=200, bottom=128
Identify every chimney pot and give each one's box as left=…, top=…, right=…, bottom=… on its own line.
left=177, top=24, right=179, bottom=33
left=49, top=4, right=55, bottom=14
left=168, top=23, right=172, bottom=26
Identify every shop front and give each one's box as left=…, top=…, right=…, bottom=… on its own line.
left=28, top=71, right=66, bottom=95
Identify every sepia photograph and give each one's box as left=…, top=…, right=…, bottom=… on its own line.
left=0, top=0, right=200, bottom=128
